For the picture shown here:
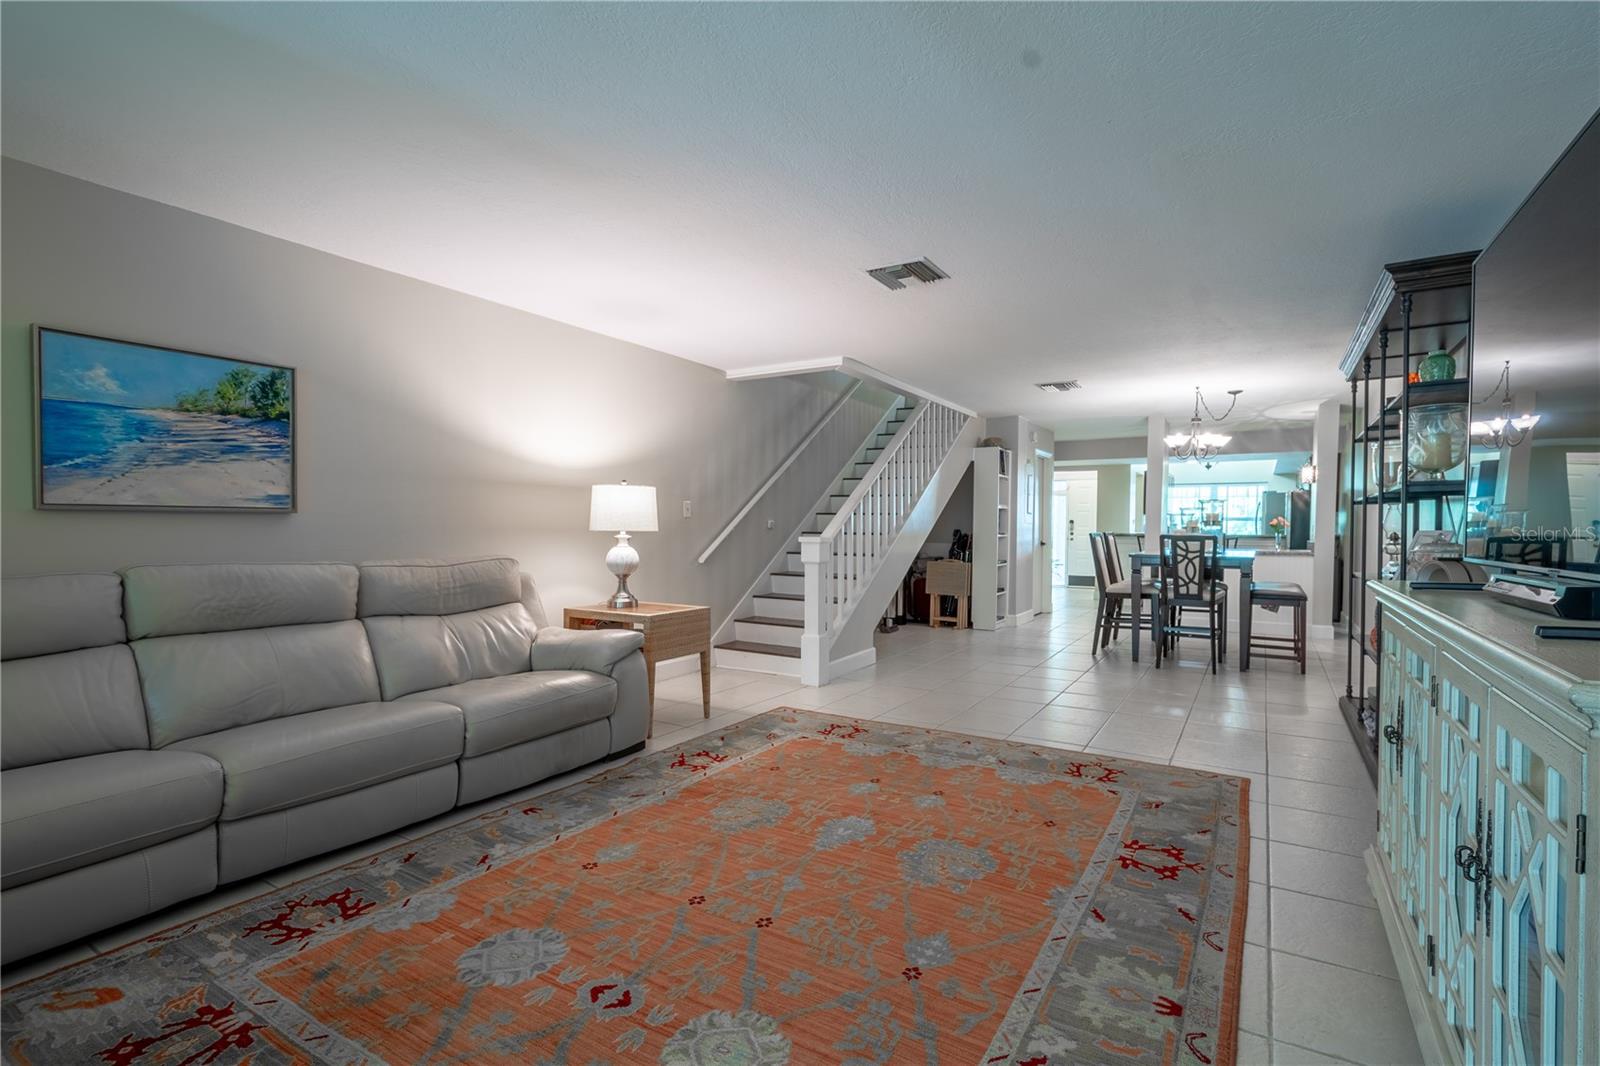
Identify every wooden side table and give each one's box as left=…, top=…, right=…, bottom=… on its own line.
left=562, top=602, right=711, bottom=738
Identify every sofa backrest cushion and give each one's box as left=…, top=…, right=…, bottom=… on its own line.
left=122, top=562, right=359, bottom=639
left=1, top=573, right=126, bottom=660
left=123, top=563, right=378, bottom=746
left=135, top=621, right=381, bottom=747
left=357, top=558, right=523, bottom=618
left=364, top=603, right=536, bottom=700
left=1, top=573, right=149, bottom=769
left=2, top=645, right=152, bottom=769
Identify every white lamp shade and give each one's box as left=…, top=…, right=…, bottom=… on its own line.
left=589, top=483, right=658, bottom=532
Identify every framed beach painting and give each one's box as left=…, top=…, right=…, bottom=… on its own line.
left=34, top=327, right=296, bottom=512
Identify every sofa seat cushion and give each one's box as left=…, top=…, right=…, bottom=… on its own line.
left=403, top=671, right=616, bottom=757
left=1, top=749, right=223, bottom=889
left=169, top=700, right=463, bottom=820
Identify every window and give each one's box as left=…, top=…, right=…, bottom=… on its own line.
left=1165, top=483, right=1267, bottom=536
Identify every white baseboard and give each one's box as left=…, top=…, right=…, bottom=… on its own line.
left=825, top=646, right=877, bottom=684
left=654, top=653, right=701, bottom=680
left=1006, top=609, right=1037, bottom=627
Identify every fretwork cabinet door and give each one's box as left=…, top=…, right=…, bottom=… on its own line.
left=1388, top=613, right=1438, bottom=981
left=1377, top=619, right=1406, bottom=880
left=1483, top=685, right=1587, bottom=1066
left=1432, top=650, right=1489, bottom=1066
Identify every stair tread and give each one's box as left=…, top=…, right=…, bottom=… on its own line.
left=717, top=640, right=802, bottom=658
left=736, top=615, right=803, bottom=628
left=755, top=592, right=805, bottom=601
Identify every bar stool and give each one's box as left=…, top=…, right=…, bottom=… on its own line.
left=1247, top=581, right=1308, bottom=673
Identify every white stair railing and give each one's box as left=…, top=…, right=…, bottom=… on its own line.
left=798, top=399, right=970, bottom=682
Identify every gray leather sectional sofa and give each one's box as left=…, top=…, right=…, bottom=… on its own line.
left=0, top=557, right=647, bottom=964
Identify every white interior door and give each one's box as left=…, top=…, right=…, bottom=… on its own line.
left=1566, top=452, right=1599, bottom=563
left=1061, top=471, right=1098, bottom=586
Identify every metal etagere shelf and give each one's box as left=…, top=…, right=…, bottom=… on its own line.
left=1337, top=251, right=1479, bottom=786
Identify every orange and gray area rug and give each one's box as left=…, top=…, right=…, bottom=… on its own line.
left=1, top=708, right=1249, bottom=1065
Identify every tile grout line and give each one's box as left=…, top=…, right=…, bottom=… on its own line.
left=1261, top=683, right=1274, bottom=1053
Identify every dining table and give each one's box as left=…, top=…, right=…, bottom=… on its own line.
left=1127, top=547, right=1259, bottom=670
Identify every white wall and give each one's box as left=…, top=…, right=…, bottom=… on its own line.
left=0, top=160, right=895, bottom=626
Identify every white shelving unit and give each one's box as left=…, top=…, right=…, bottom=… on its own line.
left=972, top=446, right=1013, bottom=630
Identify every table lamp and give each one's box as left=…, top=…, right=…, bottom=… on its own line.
left=589, top=481, right=658, bottom=608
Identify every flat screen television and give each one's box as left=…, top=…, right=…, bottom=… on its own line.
left=1466, top=109, right=1600, bottom=577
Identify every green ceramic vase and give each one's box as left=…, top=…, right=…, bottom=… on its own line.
left=1418, top=350, right=1456, bottom=382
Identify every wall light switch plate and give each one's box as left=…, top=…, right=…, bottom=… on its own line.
left=681, top=500, right=692, bottom=519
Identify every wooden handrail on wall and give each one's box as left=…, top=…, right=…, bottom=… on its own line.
left=696, top=380, right=866, bottom=565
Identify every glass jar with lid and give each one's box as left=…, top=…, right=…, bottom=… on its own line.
left=1407, top=403, right=1469, bottom=480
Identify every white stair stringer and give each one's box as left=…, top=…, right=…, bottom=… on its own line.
left=799, top=401, right=978, bottom=685
left=709, top=396, right=915, bottom=678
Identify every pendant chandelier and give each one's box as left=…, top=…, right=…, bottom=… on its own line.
left=1471, top=361, right=1541, bottom=447
left=1165, top=386, right=1241, bottom=462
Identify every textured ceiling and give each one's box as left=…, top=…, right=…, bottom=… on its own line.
left=3, top=3, right=1597, bottom=438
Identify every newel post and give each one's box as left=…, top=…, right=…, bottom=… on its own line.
left=798, top=532, right=827, bottom=687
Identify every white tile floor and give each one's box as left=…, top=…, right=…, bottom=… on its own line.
left=2, top=587, right=1420, bottom=1065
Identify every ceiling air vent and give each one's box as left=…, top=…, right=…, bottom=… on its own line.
left=867, top=258, right=948, bottom=291
left=1036, top=381, right=1082, bottom=393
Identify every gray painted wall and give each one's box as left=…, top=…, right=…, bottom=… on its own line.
left=927, top=464, right=974, bottom=552
left=1055, top=436, right=1145, bottom=462
left=1, top=160, right=894, bottom=627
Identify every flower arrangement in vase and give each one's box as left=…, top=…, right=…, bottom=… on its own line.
left=1268, top=515, right=1289, bottom=550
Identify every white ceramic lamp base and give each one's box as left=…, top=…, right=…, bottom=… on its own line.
left=605, top=531, right=641, bottom=609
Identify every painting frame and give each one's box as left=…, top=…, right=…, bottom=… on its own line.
left=33, top=325, right=298, bottom=513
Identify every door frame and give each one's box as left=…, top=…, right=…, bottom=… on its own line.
left=1036, top=450, right=1054, bottom=611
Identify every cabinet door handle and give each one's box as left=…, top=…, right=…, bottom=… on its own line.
left=1455, top=845, right=1482, bottom=882
left=1383, top=725, right=1402, bottom=745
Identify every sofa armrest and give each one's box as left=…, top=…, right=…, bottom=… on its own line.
left=530, top=628, right=644, bottom=676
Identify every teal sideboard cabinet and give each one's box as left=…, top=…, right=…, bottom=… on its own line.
left=1368, top=580, right=1599, bottom=1066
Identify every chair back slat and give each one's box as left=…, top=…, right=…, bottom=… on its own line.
left=1102, top=533, right=1124, bottom=584
left=1087, top=531, right=1111, bottom=596
left=1159, top=534, right=1219, bottom=604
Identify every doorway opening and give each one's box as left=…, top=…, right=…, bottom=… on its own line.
left=1054, top=469, right=1098, bottom=587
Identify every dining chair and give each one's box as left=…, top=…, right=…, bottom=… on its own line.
left=1090, top=532, right=1157, bottom=651
left=1155, top=534, right=1228, bottom=673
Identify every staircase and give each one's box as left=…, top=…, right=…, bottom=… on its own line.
left=714, top=396, right=978, bottom=684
